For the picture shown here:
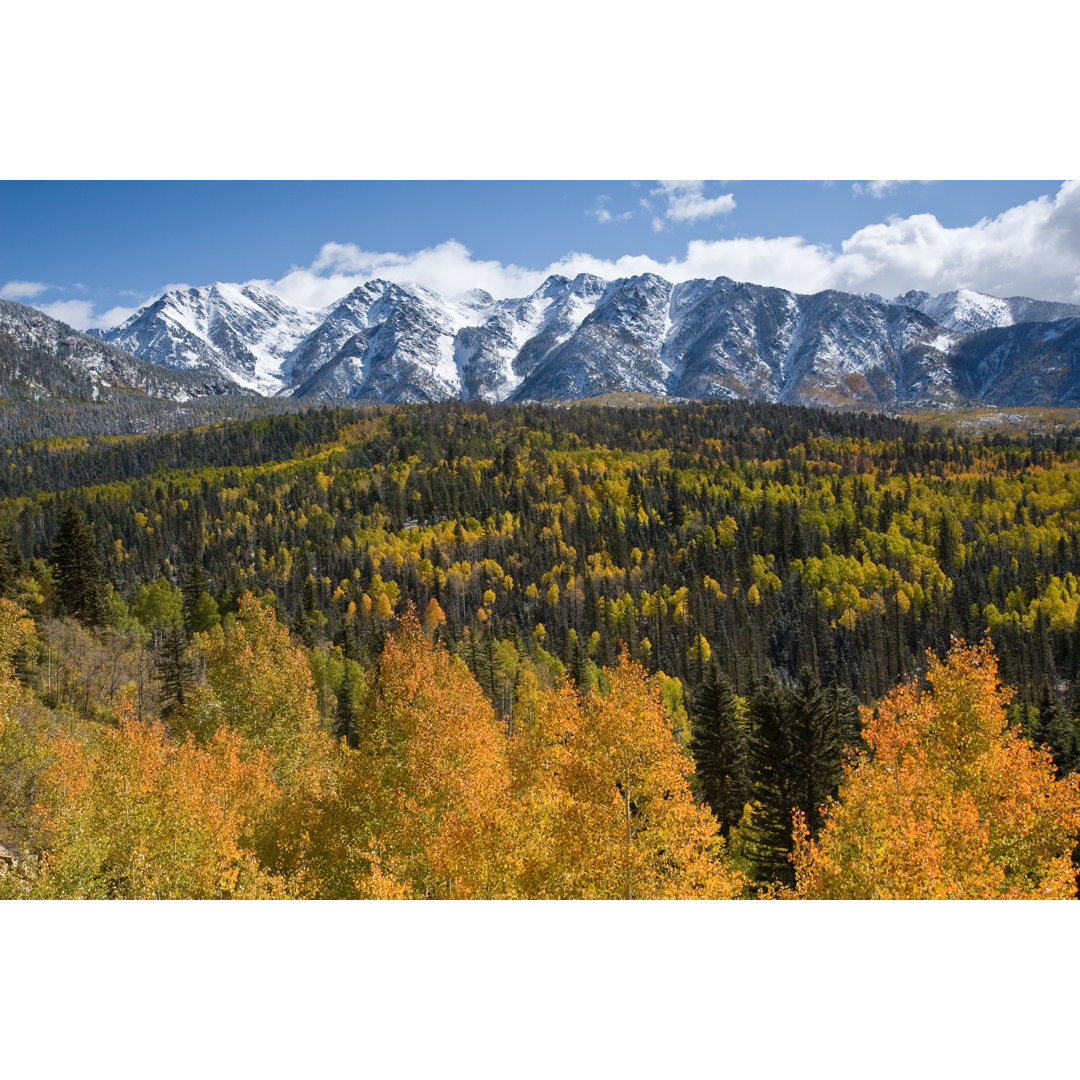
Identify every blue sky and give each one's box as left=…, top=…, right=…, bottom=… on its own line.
left=2, top=180, right=1078, bottom=329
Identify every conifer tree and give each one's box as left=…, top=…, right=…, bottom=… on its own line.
left=50, top=506, right=109, bottom=627
left=743, top=675, right=799, bottom=884
left=689, top=660, right=749, bottom=837
left=334, top=674, right=359, bottom=749
left=181, top=555, right=210, bottom=634
left=0, top=529, right=20, bottom=599
left=743, top=668, right=856, bottom=886
left=157, top=625, right=195, bottom=719
left=0, top=529, right=20, bottom=600
left=1037, top=686, right=1078, bottom=775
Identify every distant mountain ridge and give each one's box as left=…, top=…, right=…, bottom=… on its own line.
left=17, top=275, right=1080, bottom=412
left=0, top=298, right=239, bottom=403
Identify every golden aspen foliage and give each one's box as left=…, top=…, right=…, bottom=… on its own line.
left=422, top=597, right=446, bottom=634
left=791, top=640, right=1080, bottom=899
left=353, top=613, right=518, bottom=898
left=508, top=655, right=744, bottom=899
left=0, top=599, right=34, bottom=746
left=180, top=593, right=329, bottom=787
left=29, top=703, right=287, bottom=899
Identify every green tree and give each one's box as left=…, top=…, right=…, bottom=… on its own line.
left=50, top=506, right=109, bottom=627
left=689, top=661, right=749, bottom=837
left=743, top=668, right=857, bottom=886
left=0, top=529, right=21, bottom=600
left=334, top=672, right=359, bottom=749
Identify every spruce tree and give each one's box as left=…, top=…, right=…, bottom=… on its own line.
left=334, top=675, right=359, bottom=749
left=51, top=505, right=109, bottom=626
left=182, top=555, right=209, bottom=634
left=689, top=660, right=750, bottom=837
left=0, top=529, right=20, bottom=599
left=743, top=669, right=857, bottom=886
left=743, top=675, right=800, bottom=885
left=157, top=625, right=194, bottom=719
left=1037, top=686, right=1078, bottom=775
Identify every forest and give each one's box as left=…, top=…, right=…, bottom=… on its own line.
left=2, top=398, right=1080, bottom=898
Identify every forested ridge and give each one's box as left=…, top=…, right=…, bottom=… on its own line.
left=2, top=398, right=1080, bottom=898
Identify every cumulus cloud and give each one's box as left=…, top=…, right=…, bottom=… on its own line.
left=1, top=280, right=51, bottom=300
left=651, top=181, right=736, bottom=225
left=258, top=240, right=545, bottom=309
left=34, top=298, right=141, bottom=331
left=253, top=181, right=1080, bottom=306
left=25, top=182, right=1080, bottom=331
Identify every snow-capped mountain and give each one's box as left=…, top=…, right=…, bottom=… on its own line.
left=288, top=279, right=494, bottom=403
left=513, top=277, right=963, bottom=409
left=94, top=282, right=324, bottom=394
left=0, top=298, right=235, bottom=403
left=894, top=289, right=1080, bottom=335
left=74, top=276, right=1080, bottom=411
left=454, top=273, right=608, bottom=401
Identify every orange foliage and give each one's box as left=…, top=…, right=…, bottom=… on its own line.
left=186, top=593, right=330, bottom=787
left=509, top=655, right=744, bottom=899
left=792, top=639, right=1080, bottom=898
left=34, top=702, right=287, bottom=899
left=355, top=612, right=517, bottom=898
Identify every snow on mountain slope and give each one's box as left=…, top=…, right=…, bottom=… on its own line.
left=290, top=280, right=497, bottom=403
left=896, top=289, right=1080, bottom=335
left=453, top=273, right=607, bottom=401
left=98, top=283, right=323, bottom=394
left=86, top=274, right=1080, bottom=411
left=511, top=274, right=674, bottom=401
left=0, top=298, right=237, bottom=402
left=949, top=318, right=1080, bottom=405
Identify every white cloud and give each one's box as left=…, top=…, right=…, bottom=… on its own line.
left=252, top=181, right=1080, bottom=306
left=852, top=180, right=906, bottom=198
left=586, top=195, right=633, bottom=225
left=259, top=240, right=544, bottom=309
left=26, top=182, right=1080, bottom=333
left=34, top=299, right=97, bottom=327
left=1, top=280, right=51, bottom=300
left=34, top=298, right=141, bottom=331
left=651, top=181, right=736, bottom=225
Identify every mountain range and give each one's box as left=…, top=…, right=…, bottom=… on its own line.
left=6, top=274, right=1080, bottom=413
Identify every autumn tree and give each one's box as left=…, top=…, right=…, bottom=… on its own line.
left=178, top=593, right=329, bottom=786
left=509, top=654, right=744, bottom=899
left=351, top=612, right=517, bottom=898
left=27, top=703, right=286, bottom=899
left=792, top=640, right=1080, bottom=899
left=0, top=599, right=35, bottom=752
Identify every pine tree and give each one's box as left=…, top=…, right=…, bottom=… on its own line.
left=334, top=674, right=359, bottom=749
left=743, top=675, right=799, bottom=885
left=1038, top=686, right=1078, bottom=775
left=790, top=668, right=849, bottom=838
left=0, top=529, right=20, bottom=600
left=689, top=660, right=750, bottom=837
left=181, top=555, right=210, bottom=635
left=743, top=669, right=856, bottom=886
left=157, top=625, right=194, bottom=719
left=51, top=506, right=109, bottom=626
